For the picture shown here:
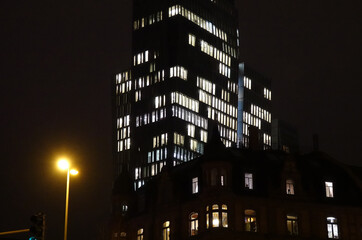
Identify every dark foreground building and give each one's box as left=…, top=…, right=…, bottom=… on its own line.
left=110, top=129, right=362, bottom=240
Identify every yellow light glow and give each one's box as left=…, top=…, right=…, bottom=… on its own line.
left=70, top=169, right=79, bottom=175
left=58, top=159, right=70, bottom=170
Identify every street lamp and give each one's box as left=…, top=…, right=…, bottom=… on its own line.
left=57, top=158, right=78, bottom=240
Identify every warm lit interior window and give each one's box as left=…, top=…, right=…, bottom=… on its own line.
left=244, top=209, right=257, bottom=232
left=327, top=217, right=339, bottom=239
left=162, top=221, right=170, bottom=240
left=206, top=204, right=228, bottom=229
left=189, top=212, right=198, bottom=236
left=325, top=181, right=334, bottom=198
left=287, top=215, right=298, bottom=235
left=137, top=228, right=143, bottom=240
left=286, top=179, right=295, bottom=195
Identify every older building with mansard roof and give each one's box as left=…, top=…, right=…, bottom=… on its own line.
left=110, top=128, right=362, bottom=240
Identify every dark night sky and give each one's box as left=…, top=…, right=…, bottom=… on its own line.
left=0, top=0, right=361, bottom=239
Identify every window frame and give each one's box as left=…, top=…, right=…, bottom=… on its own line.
left=189, top=212, right=199, bottom=236
left=286, top=215, right=298, bottom=236
left=244, top=209, right=257, bottom=232
left=327, top=217, right=339, bottom=239
left=162, top=221, right=170, bottom=240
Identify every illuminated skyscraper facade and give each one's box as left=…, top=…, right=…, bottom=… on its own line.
left=115, top=0, right=239, bottom=188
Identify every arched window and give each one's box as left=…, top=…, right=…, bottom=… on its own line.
left=120, top=232, right=127, bottom=240
left=286, top=179, right=295, bottom=195
left=286, top=215, right=298, bottom=235
left=189, top=212, right=198, bottom=236
left=206, top=204, right=228, bottom=229
left=244, top=209, right=257, bottom=232
left=137, top=228, right=143, bottom=240
left=162, top=221, right=170, bottom=240
left=327, top=217, right=339, bottom=239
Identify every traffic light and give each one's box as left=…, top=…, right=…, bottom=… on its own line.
left=29, top=212, right=45, bottom=240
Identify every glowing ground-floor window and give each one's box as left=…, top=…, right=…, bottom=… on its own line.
left=206, top=204, right=228, bottom=229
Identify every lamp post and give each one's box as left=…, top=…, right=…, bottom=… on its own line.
left=58, top=159, right=78, bottom=240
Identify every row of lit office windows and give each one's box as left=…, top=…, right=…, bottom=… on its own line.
left=222, top=42, right=237, bottom=59
left=221, top=89, right=230, bottom=102
left=219, top=63, right=231, bottom=78
left=153, top=133, right=168, bottom=148
left=117, top=115, right=130, bottom=129
left=197, top=76, right=215, bottom=95
left=263, top=133, right=271, bottom=146
left=217, top=124, right=237, bottom=143
left=244, top=76, right=251, bottom=90
left=199, top=90, right=237, bottom=118
left=187, top=124, right=208, bottom=143
left=227, top=80, right=238, bottom=94
left=116, top=80, right=132, bottom=94
left=173, top=146, right=198, bottom=162
left=171, top=105, right=208, bottom=129
left=133, top=10, right=163, bottom=30
left=243, top=112, right=261, bottom=130
left=168, top=5, right=228, bottom=42
left=134, top=70, right=165, bottom=90
left=251, top=104, right=272, bottom=123
left=117, top=138, right=130, bottom=152
left=117, top=214, right=340, bottom=239
left=200, top=39, right=232, bottom=67
left=133, top=50, right=149, bottom=66
left=171, top=92, right=199, bottom=113
left=264, top=87, right=272, bottom=100
left=135, top=108, right=167, bottom=127
left=117, top=127, right=130, bottom=140
left=169, top=66, right=188, bottom=80
left=207, top=107, right=237, bottom=131
left=147, top=148, right=168, bottom=165
left=116, top=71, right=131, bottom=84
left=154, top=95, right=166, bottom=109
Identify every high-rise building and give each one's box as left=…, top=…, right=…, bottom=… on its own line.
left=115, top=0, right=240, bottom=187
left=237, top=63, right=272, bottom=150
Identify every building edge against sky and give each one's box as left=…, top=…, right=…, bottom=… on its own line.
left=113, top=0, right=272, bottom=188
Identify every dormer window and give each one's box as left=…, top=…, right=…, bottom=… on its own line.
left=192, top=177, right=199, bottom=194
left=121, top=203, right=128, bottom=215
left=325, top=182, right=334, bottom=198
left=245, top=173, right=253, bottom=189
left=286, top=179, right=295, bottom=195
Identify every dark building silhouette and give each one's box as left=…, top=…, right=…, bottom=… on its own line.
left=110, top=130, right=362, bottom=240
left=272, top=119, right=299, bottom=154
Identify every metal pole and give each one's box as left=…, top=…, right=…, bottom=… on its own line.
left=0, top=229, right=29, bottom=235
left=64, top=168, right=70, bottom=240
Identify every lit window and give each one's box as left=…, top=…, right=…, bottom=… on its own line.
left=244, top=209, right=257, bottom=232
left=188, top=124, right=195, bottom=137
left=120, top=232, right=126, bottom=239
left=220, top=169, right=226, bottom=186
left=325, top=182, right=334, bottom=198
left=327, top=217, right=339, bottom=239
left=287, top=215, right=298, bottom=235
left=121, top=203, right=128, bottom=215
left=189, top=212, right=198, bottom=236
left=206, top=204, right=228, bottom=229
left=162, top=221, right=170, bottom=240
left=286, top=179, right=295, bottom=195
left=137, top=228, right=143, bottom=240
left=192, top=177, right=199, bottom=194
left=188, top=34, right=196, bottom=46
left=245, top=173, right=253, bottom=189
